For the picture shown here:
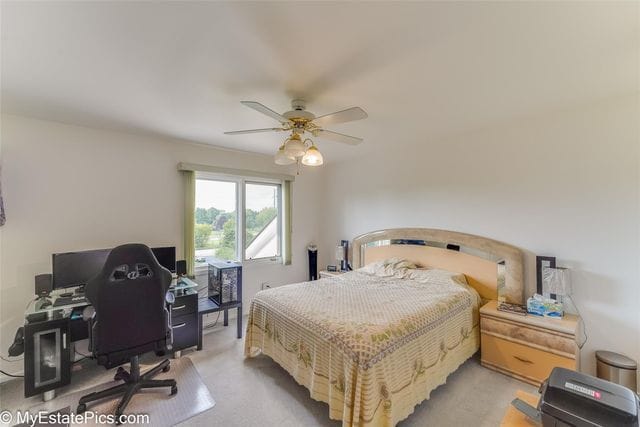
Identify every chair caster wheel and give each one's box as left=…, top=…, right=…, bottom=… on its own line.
left=76, top=403, right=86, bottom=414
left=114, top=367, right=126, bottom=381
left=171, top=385, right=178, bottom=395
left=162, top=364, right=170, bottom=373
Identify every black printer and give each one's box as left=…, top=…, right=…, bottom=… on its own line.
left=538, top=367, right=639, bottom=427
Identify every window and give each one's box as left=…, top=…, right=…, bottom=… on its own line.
left=245, top=182, right=281, bottom=260
left=194, top=179, right=238, bottom=266
left=194, top=175, right=282, bottom=268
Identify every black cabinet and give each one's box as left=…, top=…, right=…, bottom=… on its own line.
left=24, top=318, right=71, bottom=397
left=170, top=291, right=198, bottom=352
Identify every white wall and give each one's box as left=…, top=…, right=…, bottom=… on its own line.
left=0, top=115, right=324, bottom=375
left=321, top=95, right=640, bottom=382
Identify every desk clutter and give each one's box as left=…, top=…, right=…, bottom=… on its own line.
left=9, top=244, right=242, bottom=407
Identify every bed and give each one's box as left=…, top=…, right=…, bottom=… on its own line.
left=245, top=228, right=524, bottom=426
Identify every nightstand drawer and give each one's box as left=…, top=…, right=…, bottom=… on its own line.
left=481, top=316, right=576, bottom=357
left=481, top=333, right=575, bottom=385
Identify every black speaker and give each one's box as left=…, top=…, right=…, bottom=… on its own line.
left=35, top=274, right=52, bottom=297
left=308, top=245, right=318, bottom=281
left=176, top=260, right=187, bottom=277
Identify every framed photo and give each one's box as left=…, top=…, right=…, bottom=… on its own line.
left=326, top=265, right=337, bottom=272
left=536, top=256, right=556, bottom=295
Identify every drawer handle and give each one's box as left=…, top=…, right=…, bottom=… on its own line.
left=172, top=323, right=187, bottom=329
left=513, top=355, right=534, bottom=364
left=172, top=305, right=186, bottom=311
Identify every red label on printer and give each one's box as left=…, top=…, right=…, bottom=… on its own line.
left=565, top=382, right=602, bottom=400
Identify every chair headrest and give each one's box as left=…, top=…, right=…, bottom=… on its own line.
left=101, top=244, right=164, bottom=283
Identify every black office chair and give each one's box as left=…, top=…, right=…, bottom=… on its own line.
left=77, top=244, right=177, bottom=423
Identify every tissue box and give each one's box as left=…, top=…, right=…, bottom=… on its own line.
left=527, top=294, right=564, bottom=318
left=527, top=296, right=546, bottom=316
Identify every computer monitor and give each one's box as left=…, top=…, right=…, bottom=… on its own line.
left=151, top=246, right=176, bottom=273
left=52, top=248, right=111, bottom=290
left=52, top=246, right=176, bottom=290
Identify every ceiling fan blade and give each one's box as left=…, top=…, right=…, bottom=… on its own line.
left=224, top=128, right=285, bottom=135
left=240, top=101, right=289, bottom=124
left=315, top=129, right=363, bottom=145
left=313, top=107, right=368, bottom=127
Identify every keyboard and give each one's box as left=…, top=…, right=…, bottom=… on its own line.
left=53, top=295, right=88, bottom=307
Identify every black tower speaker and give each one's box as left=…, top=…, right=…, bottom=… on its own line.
left=308, top=245, right=318, bottom=281
left=35, top=274, right=53, bottom=297
left=176, top=260, right=187, bottom=277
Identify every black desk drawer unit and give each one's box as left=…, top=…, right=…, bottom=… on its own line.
left=170, top=293, right=198, bottom=316
left=171, top=314, right=199, bottom=351
left=170, top=292, right=198, bottom=351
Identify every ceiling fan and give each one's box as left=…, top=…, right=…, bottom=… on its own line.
left=224, top=99, right=367, bottom=167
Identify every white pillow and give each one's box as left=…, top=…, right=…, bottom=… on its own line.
left=358, top=257, right=418, bottom=277
left=406, top=268, right=468, bottom=286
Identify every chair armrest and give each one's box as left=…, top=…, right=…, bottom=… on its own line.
left=82, top=306, right=96, bottom=354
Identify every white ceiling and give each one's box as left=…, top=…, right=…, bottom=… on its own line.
left=2, top=2, right=638, bottom=162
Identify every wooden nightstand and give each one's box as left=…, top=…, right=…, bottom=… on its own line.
left=319, top=270, right=346, bottom=279
left=480, top=300, right=580, bottom=386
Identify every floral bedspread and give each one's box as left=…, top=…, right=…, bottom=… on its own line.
left=244, top=268, right=481, bottom=426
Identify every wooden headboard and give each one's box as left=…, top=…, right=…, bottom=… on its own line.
left=352, top=228, right=525, bottom=304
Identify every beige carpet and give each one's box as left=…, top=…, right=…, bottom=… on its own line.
left=1, top=318, right=535, bottom=426
left=26, top=358, right=214, bottom=427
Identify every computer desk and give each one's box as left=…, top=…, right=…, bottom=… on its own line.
left=197, top=297, right=243, bottom=350
left=22, top=277, right=241, bottom=401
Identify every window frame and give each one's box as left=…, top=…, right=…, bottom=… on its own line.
left=194, top=172, right=283, bottom=272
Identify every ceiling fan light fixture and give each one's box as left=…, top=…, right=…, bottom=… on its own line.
left=283, top=133, right=306, bottom=158
left=274, top=144, right=296, bottom=165
left=301, top=143, right=324, bottom=166
left=224, top=100, right=368, bottom=170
